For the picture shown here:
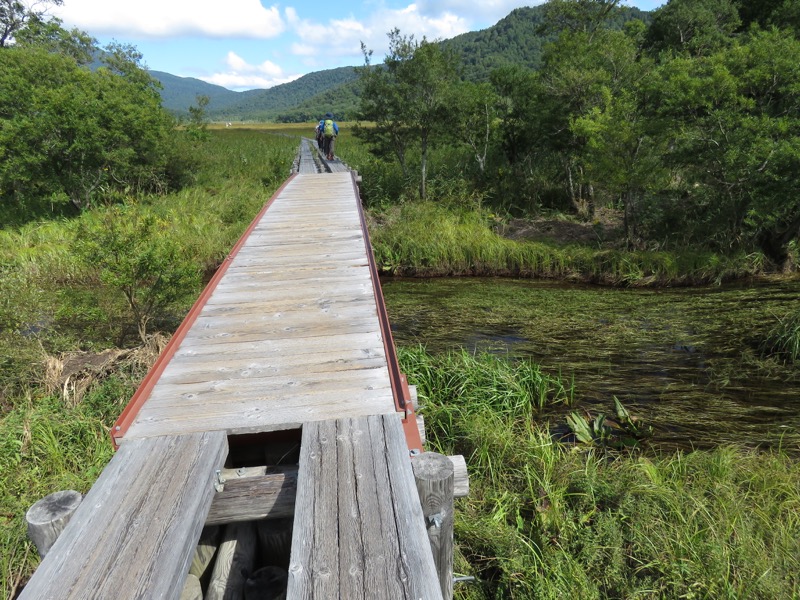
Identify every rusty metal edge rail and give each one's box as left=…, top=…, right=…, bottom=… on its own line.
left=110, top=174, right=298, bottom=447
left=350, top=172, right=424, bottom=453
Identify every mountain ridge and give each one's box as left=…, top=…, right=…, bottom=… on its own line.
left=153, top=5, right=651, bottom=122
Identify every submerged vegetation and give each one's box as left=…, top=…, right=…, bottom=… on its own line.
left=399, top=347, right=800, bottom=599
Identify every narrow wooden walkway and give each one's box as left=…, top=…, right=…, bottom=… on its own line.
left=116, top=171, right=398, bottom=443
left=20, top=156, right=443, bottom=599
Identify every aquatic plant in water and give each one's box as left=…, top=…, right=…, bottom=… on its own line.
left=565, top=397, right=654, bottom=449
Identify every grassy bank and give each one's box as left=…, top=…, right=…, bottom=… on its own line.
left=369, top=202, right=774, bottom=286
left=399, top=347, right=800, bottom=599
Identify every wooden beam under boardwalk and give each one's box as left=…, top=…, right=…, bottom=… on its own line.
left=19, top=431, right=228, bottom=600
left=287, top=414, right=443, bottom=599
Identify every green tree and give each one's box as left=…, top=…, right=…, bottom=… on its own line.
left=533, top=27, right=646, bottom=218
left=72, top=206, right=199, bottom=343
left=0, top=44, right=176, bottom=219
left=539, top=0, right=622, bottom=41
left=648, top=28, right=800, bottom=265
left=645, top=0, right=741, bottom=58
left=0, top=0, right=62, bottom=47
left=13, top=13, right=94, bottom=63
left=186, top=94, right=211, bottom=142
left=356, top=29, right=460, bottom=200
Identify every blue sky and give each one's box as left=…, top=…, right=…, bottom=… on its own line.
left=50, top=0, right=665, bottom=91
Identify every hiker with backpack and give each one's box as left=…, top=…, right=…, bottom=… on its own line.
left=321, top=113, right=339, bottom=160
left=315, top=119, right=325, bottom=150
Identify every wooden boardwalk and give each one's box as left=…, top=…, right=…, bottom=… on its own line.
left=20, top=151, right=447, bottom=600
left=116, top=171, right=399, bottom=443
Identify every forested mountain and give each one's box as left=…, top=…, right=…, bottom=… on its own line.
left=150, top=71, right=239, bottom=114
left=153, top=66, right=360, bottom=121
left=154, top=4, right=652, bottom=121
left=447, top=4, right=651, bottom=79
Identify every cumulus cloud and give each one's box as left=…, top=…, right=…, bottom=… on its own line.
left=285, top=3, right=471, bottom=68
left=200, top=51, right=301, bottom=91
left=52, top=0, right=285, bottom=38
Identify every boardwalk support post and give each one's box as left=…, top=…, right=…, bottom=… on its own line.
left=412, top=452, right=454, bottom=600
left=26, top=490, right=82, bottom=558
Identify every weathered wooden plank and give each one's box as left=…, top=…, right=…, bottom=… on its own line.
left=211, top=276, right=374, bottom=296
left=313, top=421, right=339, bottom=597
left=286, top=422, right=320, bottom=599
left=137, top=386, right=394, bottom=418
left=19, top=432, right=228, bottom=600
left=243, top=231, right=364, bottom=246
left=239, top=235, right=362, bottom=250
left=206, top=467, right=297, bottom=526
left=380, top=415, right=444, bottom=600
left=364, top=416, right=410, bottom=599
left=172, top=316, right=380, bottom=348
left=187, top=309, right=380, bottom=338
left=171, top=331, right=385, bottom=361
left=225, top=252, right=369, bottom=270
left=194, top=295, right=376, bottom=319
left=336, top=419, right=365, bottom=598
left=219, top=264, right=372, bottom=284
left=286, top=416, right=443, bottom=600
left=156, top=351, right=387, bottom=385
left=208, top=278, right=373, bottom=299
left=143, top=368, right=392, bottom=408
left=123, top=395, right=396, bottom=440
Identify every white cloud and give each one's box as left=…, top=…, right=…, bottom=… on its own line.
left=285, top=3, right=472, bottom=68
left=200, top=51, right=301, bottom=91
left=52, top=0, right=285, bottom=38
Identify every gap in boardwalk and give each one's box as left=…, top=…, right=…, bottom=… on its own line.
left=227, top=429, right=302, bottom=468
left=187, top=429, right=302, bottom=599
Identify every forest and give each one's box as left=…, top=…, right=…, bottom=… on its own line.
left=1, top=0, right=800, bottom=598
left=353, top=0, right=800, bottom=272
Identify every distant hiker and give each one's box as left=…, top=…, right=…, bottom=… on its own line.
left=315, top=119, right=325, bottom=150
left=321, top=112, right=339, bottom=160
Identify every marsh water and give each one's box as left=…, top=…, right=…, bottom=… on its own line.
left=382, top=277, right=800, bottom=450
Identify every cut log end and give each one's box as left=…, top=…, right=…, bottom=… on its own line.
left=26, top=490, right=83, bottom=558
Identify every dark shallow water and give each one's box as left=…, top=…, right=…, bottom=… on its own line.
left=382, top=277, right=800, bottom=450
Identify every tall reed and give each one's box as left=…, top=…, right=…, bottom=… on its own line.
left=399, top=346, right=800, bottom=599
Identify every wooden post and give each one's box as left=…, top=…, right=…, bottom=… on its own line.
left=190, top=524, right=220, bottom=579
left=207, top=521, right=258, bottom=600
left=411, top=452, right=454, bottom=600
left=26, top=490, right=82, bottom=558
left=180, top=574, right=203, bottom=600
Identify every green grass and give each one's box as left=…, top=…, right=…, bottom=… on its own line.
left=761, top=308, right=800, bottom=364
left=370, top=201, right=768, bottom=286
left=400, top=347, right=800, bottom=599
left=0, top=385, right=123, bottom=596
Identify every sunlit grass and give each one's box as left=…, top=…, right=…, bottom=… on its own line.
left=399, top=346, right=800, bottom=599
left=370, top=201, right=768, bottom=286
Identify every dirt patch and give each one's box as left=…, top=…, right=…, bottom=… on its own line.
left=497, top=207, right=625, bottom=248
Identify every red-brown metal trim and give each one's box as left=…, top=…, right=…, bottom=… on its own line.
left=110, top=174, right=299, bottom=448
left=350, top=173, right=424, bottom=453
